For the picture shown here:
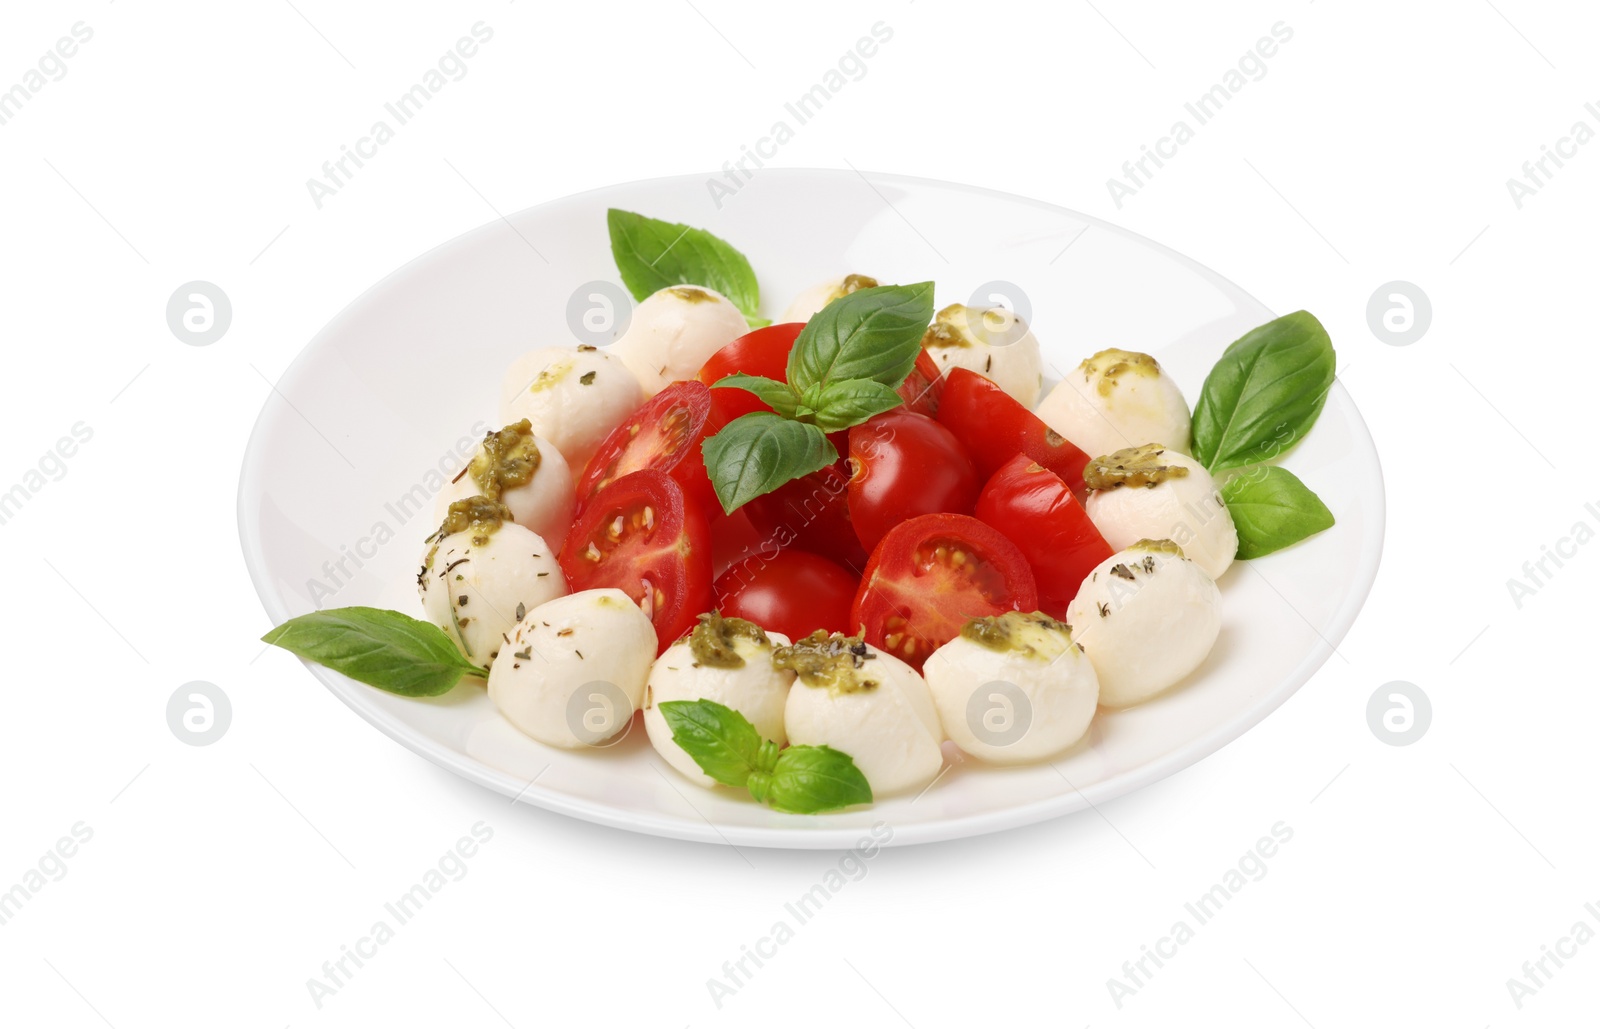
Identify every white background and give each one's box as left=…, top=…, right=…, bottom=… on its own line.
left=1, top=0, right=1595, bottom=1025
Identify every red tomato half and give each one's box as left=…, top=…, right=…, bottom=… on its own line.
left=936, top=368, right=1092, bottom=495
left=895, top=348, right=946, bottom=417
left=743, top=462, right=869, bottom=572
left=697, top=322, right=805, bottom=424
left=975, top=453, right=1113, bottom=617
left=847, top=409, right=980, bottom=553
left=558, top=470, right=712, bottom=653
left=852, top=513, right=1037, bottom=670
left=714, top=550, right=858, bottom=641
left=577, top=381, right=719, bottom=516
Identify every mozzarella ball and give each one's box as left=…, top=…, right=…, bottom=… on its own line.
left=923, top=613, right=1099, bottom=764
left=780, top=633, right=944, bottom=797
left=1066, top=542, right=1222, bottom=707
left=434, top=424, right=575, bottom=552
left=1084, top=445, right=1238, bottom=580
left=487, top=589, right=657, bottom=748
left=500, top=346, right=643, bottom=470
left=418, top=513, right=567, bottom=671
left=609, top=285, right=749, bottom=396
left=643, top=617, right=794, bottom=787
left=1036, top=349, right=1192, bottom=458
left=921, top=303, right=1044, bottom=406
left=781, top=273, right=880, bottom=323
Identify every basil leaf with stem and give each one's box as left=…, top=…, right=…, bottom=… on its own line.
left=760, top=745, right=873, bottom=814
left=712, top=374, right=801, bottom=419
left=786, top=283, right=935, bottom=392
left=261, top=607, right=488, bottom=697
left=701, top=412, right=838, bottom=514
left=1221, top=465, right=1336, bottom=559
left=807, top=378, right=905, bottom=433
left=606, top=209, right=761, bottom=323
left=657, top=699, right=764, bottom=789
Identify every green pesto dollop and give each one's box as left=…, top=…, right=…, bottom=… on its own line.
left=961, top=611, right=1073, bottom=658
left=829, top=273, right=880, bottom=302
left=688, top=611, right=770, bottom=669
left=667, top=285, right=715, bottom=303
left=467, top=419, right=541, bottom=500
left=921, top=303, right=976, bottom=349
left=1083, top=443, right=1191, bottom=492
left=1081, top=348, right=1162, bottom=398
left=1129, top=538, right=1185, bottom=557
left=435, top=496, right=512, bottom=546
left=773, top=630, right=878, bottom=694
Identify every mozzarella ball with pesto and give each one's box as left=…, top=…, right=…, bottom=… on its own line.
left=610, top=285, right=749, bottom=396
left=780, top=632, right=944, bottom=797
left=487, top=589, right=656, bottom=748
left=781, top=273, right=880, bottom=323
left=500, top=345, right=643, bottom=470
left=417, top=499, right=567, bottom=671
left=921, top=303, right=1044, bottom=407
left=434, top=420, right=575, bottom=552
left=1066, top=541, right=1222, bottom=707
left=923, top=612, right=1099, bottom=764
left=643, top=614, right=794, bottom=787
left=1083, top=444, right=1238, bottom=580
left=1036, top=349, right=1192, bottom=458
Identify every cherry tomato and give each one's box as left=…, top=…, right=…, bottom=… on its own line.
left=558, top=470, right=712, bottom=654
left=847, top=409, right=980, bottom=553
left=743, top=461, right=869, bottom=572
left=714, top=550, right=858, bottom=641
left=936, top=368, right=1092, bottom=495
left=577, top=381, right=719, bottom=516
left=697, top=322, right=805, bottom=424
left=852, top=513, right=1038, bottom=670
left=895, top=348, right=946, bottom=417
left=975, top=453, right=1113, bottom=617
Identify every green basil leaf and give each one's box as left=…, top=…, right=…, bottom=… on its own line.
left=712, top=374, right=800, bottom=418
left=1221, top=466, right=1335, bottom=559
left=1191, top=311, right=1336, bottom=472
left=809, top=378, right=905, bottom=433
left=762, top=745, right=873, bottom=814
left=261, top=606, right=487, bottom=697
left=701, top=412, right=838, bottom=515
left=786, top=283, right=935, bottom=392
left=657, top=699, right=763, bottom=789
left=606, top=209, right=761, bottom=322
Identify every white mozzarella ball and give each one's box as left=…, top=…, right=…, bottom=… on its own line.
left=781, top=273, right=880, bottom=323
left=1066, top=543, right=1222, bottom=707
left=923, top=613, right=1099, bottom=764
left=499, top=346, right=643, bottom=470
left=434, top=425, right=575, bottom=551
left=487, top=589, right=657, bottom=748
left=609, top=285, right=748, bottom=396
left=781, top=635, right=944, bottom=797
left=921, top=303, right=1044, bottom=407
left=1036, top=349, right=1192, bottom=458
left=1084, top=445, right=1238, bottom=580
left=418, top=517, right=567, bottom=671
left=642, top=620, right=794, bottom=787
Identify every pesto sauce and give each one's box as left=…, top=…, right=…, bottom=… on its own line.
left=688, top=611, right=770, bottom=669
left=960, top=611, right=1072, bottom=658
left=668, top=286, right=715, bottom=303
left=1081, top=348, right=1162, bottom=398
left=772, top=630, right=878, bottom=694
left=829, top=273, right=880, bottom=302
left=467, top=419, right=541, bottom=500
left=1083, top=443, right=1191, bottom=491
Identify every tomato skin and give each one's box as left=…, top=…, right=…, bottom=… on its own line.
left=851, top=513, right=1038, bottom=670
left=936, top=368, right=1091, bottom=495
left=557, top=470, right=712, bottom=654
left=697, top=323, right=805, bottom=424
left=847, top=410, right=980, bottom=553
left=714, top=550, right=858, bottom=641
left=975, top=453, right=1113, bottom=617
left=895, top=348, right=946, bottom=417
left=742, top=461, right=869, bottom=572
left=577, top=381, right=719, bottom=517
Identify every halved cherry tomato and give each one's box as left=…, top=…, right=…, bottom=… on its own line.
left=936, top=368, right=1091, bottom=494
left=847, top=409, right=980, bottom=553
left=975, top=453, right=1113, bottom=617
left=577, top=381, right=719, bottom=516
left=895, top=348, right=945, bottom=417
left=743, top=461, right=869, bottom=572
left=696, top=322, right=805, bottom=424
left=714, top=550, right=858, bottom=641
left=558, top=470, right=712, bottom=653
left=852, top=513, right=1038, bottom=670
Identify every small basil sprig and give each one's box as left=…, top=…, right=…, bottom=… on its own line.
left=658, top=698, right=872, bottom=814
left=1191, top=310, right=1336, bottom=472
left=262, top=607, right=487, bottom=697
left=786, top=282, right=935, bottom=391
left=1221, top=466, right=1336, bottom=559
left=701, top=412, right=838, bottom=514
left=607, top=209, right=762, bottom=325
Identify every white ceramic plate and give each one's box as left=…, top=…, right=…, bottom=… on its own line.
left=238, top=169, right=1384, bottom=849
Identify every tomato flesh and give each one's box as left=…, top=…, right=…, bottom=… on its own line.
left=558, top=470, right=712, bottom=654
left=714, top=550, right=858, bottom=641
left=852, top=513, right=1038, bottom=670
left=577, top=381, right=719, bottom=516
left=936, top=367, right=1091, bottom=495
left=975, top=453, right=1112, bottom=617
left=697, top=322, right=805, bottom=424
left=847, top=409, right=980, bottom=553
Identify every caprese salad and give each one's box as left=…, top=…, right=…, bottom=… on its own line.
left=264, top=208, right=1338, bottom=815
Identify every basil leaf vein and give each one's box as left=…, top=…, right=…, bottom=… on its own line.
left=701, top=412, right=838, bottom=514
left=786, top=282, right=935, bottom=392
left=712, top=373, right=801, bottom=418
left=809, top=378, right=905, bottom=433
left=764, top=745, right=873, bottom=814
left=1191, top=310, right=1336, bottom=472
left=261, top=606, right=487, bottom=697
left=606, top=209, right=761, bottom=322
left=1221, top=466, right=1335, bottom=559
left=657, top=699, right=763, bottom=789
